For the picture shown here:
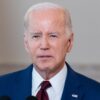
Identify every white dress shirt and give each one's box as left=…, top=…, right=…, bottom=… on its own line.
left=32, top=64, right=67, bottom=100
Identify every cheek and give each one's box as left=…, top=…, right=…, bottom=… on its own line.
left=28, top=42, right=37, bottom=57
left=53, top=44, right=67, bottom=59
left=57, top=40, right=68, bottom=53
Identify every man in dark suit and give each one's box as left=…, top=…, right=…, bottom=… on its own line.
left=0, top=2, right=100, bottom=100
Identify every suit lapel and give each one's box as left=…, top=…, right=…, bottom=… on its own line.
left=61, top=63, right=84, bottom=100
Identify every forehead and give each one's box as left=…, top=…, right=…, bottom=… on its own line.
left=28, top=8, right=65, bottom=25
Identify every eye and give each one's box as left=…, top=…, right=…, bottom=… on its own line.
left=50, top=32, right=58, bottom=38
left=32, top=35, right=40, bottom=39
left=29, top=32, right=42, bottom=39
left=50, top=34, right=57, bottom=37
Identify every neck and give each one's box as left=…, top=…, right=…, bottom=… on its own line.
left=35, top=64, right=64, bottom=80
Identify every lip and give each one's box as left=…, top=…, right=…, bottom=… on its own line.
left=37, top=55, right=53, bottom=59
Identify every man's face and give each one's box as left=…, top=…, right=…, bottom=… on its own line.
left=24, top=9, right=73, bottom=74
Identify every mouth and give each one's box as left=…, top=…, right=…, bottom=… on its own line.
left=37, top=55, right=53, bottom=60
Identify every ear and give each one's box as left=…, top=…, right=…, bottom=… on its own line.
left=67, top=33, right=74, bottom=52
left=24, top=32, right=30, bottom=53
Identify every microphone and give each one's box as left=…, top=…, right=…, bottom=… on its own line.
left=0, top=96, right=11, bottom=100
left=26, top=96, right=38, bottom=100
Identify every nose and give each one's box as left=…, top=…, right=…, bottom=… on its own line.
left=40, top=36, right=50, bottom=50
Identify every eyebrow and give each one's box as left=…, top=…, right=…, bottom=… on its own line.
left=29, top=31, right=60, bottom=35
left=49, top=32, right=59, bottom=34
left=29, top=32, right=42, bottom=35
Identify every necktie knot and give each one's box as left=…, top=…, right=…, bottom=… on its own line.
left=36, top=81, right=51, bottom=100
left=41, top=81, right=51, bottom=90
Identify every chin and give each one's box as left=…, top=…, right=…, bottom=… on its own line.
left=37, top=64, right=54, bottom=71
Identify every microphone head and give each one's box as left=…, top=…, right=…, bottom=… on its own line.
left=0, top=96, right=10, bottom=100
left=26, top=96, right=37, bottom=100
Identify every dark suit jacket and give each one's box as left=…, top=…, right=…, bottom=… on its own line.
left=0, top=63, right=100, bottom=100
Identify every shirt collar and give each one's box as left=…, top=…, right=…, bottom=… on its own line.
left=49, top=64, right=67, bottom=95
left=32, top=66, right=44, bottom=95
left=32, top=63, right=67, bottom=95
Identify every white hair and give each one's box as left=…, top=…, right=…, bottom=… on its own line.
left=24, top=2, right=72, bottom=33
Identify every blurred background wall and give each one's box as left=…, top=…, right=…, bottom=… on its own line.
left=0, top=0, right=100, bottom=81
